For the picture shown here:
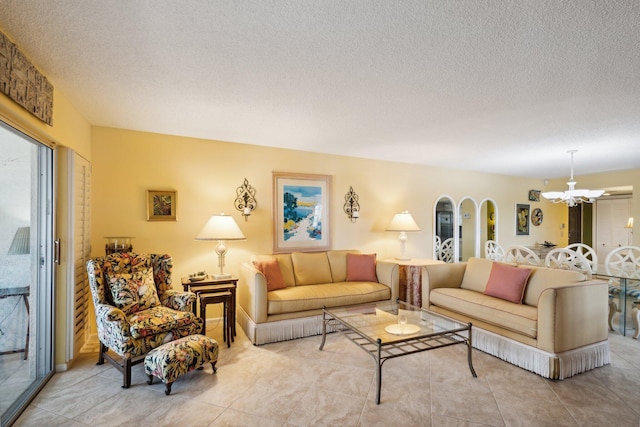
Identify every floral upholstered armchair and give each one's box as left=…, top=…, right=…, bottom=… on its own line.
left=87, top=252, right=203, bottom=388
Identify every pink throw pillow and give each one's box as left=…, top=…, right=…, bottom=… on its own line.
left=484, top=262, right=532, bottom=304
left=253, top=260, right=287, bottom=291
left=346, top=253, right=377, bottom=282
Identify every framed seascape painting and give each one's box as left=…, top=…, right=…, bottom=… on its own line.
left=272, top=172, right=332, bottom=253
left=147, top=190, right=177, bottom=221
left=515, top=203, right=530, bottom=236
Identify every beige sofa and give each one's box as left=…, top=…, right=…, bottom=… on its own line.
left=422, top=257, right=610, bottom=379
left=238, top=250, right=398, bottom=345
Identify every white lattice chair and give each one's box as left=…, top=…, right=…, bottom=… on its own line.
left=484, top=240, right=505, bottom=261
left=566, top=243, right=598, bottom=273
left=434, top=236, right=442, bottom=260
left=605, top=246, right=640, bottom=336
left=503, top=245, right=541, bottom=266
left=438, top=237, right=454, bottom=263
left=544, top=248, right=593, bottom=280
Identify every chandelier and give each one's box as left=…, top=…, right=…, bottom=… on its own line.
left=541, top=150, right=604, bottom=207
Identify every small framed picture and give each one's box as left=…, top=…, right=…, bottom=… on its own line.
left=516, top=203, right=530, bottom=236
left=528, top=189, right=541, bottom=202
left=147, top=190, right=177, bottom=221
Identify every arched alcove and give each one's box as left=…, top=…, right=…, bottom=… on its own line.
left=433, top=195, right=455, bottom=261
left=458, top=197, right=478, bottom=261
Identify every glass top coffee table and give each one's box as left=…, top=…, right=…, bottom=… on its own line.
left=320, top=299, right=477, bottom=404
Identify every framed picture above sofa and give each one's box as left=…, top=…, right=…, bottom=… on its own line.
left=272, top=172, right=332, bottom=253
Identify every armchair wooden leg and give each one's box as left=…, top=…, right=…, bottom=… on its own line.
left=97, top=342, right=106, bottom=365
left=123, top=356, right=132, bottom=388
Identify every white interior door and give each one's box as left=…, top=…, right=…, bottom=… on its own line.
left=595, top=197, right=632, bottom=263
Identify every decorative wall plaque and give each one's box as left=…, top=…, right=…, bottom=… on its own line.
left=0, top=30, right=53, bottom=125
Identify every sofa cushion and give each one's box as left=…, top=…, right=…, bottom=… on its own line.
left=291, top=252, right=333, bottom=285
left=430, top=288, right=538, bottom=338
left=252, top=254, right=296, bottom=287
left=459, top=257, right=496, bottom=293
left=327, top=250, right=360, bottom=282
left=253, top=259, right=287, bottom=291
left=267, top=282, right=391, bottom=314
left=484, top=262, right=532, bottom=304
left=346, top=253, right=378, bottom=282
left=521, top=265, right=586, bottom=306
left=275, top=254, right=296, bottom=287
left=128, top=305, right=199, bottom=339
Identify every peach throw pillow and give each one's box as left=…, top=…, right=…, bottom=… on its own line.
left=346, top=253, right=377, bottom=282
left=253, top=259, right=287, bottom=291
left=483, top=262, right=532, bottom=304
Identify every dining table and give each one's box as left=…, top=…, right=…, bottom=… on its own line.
left=595, top=266, right=640, bottom=336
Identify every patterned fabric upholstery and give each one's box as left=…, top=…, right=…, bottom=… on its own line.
left=106, top=258, right=160, bottom=315
left=87, top=252, right=203, bottom=387
left=144, top=334, right=219, bottom=395
left=150, top=254, right=193, bottom=311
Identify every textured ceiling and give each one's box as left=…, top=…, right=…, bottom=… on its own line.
left=1, top=1, right=639, bottom=179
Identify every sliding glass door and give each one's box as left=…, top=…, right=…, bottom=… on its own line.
left=0, top=121, right=54, bottom=426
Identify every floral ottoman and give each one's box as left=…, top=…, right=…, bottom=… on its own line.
left=144, top=334, right=219, bottom=395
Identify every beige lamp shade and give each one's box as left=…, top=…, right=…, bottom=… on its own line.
left=386, top=211, right=421, bottom=232
left=386, top=211, right=420, bottom=260
left=196, top=213, right=245, bottom=279
left=196, top=213, right=246, bottom=241
left=626, top=217, right=634, bottom=229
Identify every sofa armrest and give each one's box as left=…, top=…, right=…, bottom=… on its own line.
left=421, top=262, right=467, bottom=309
left=376, top=260, right=399, bottom=300
left=239, top=261, right=269, bottom=323
left=537, top=279, right=609, bottom=353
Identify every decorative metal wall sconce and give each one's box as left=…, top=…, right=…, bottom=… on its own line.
left=234, top=178, right=257, bottom=221
left=343, top=186, right=360, bottom=222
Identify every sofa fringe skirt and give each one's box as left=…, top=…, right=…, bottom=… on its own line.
left=473, top=328, right=610, bottom=379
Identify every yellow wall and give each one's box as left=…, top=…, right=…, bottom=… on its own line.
left=91, top=126, right=581, bottom=281
left=0, top=90, right=91, bottom=157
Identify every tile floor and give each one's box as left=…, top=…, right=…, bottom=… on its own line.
left=12, top=323, right=640, bottom=427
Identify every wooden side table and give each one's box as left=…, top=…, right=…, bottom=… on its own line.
left=199, top=291, right=233, bottom=346
left=384, top=259, right=444, bottom=307
left=182, top=276, right=239, bottom=338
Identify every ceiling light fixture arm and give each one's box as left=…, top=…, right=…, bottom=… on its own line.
left=541, top=150, right=604, bottom=207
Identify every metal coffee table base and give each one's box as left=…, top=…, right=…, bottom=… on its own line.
left=319, top=307, right=477, bottom=404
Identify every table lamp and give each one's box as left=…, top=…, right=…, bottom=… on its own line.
left=196, top=213, right=246, bottom=279
left=386, top=211, right=421, bottom=260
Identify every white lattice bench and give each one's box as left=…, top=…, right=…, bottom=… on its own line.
left=144, top=334, right=218, bottom=395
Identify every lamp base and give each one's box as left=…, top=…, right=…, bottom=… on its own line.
left=213, top=273, right=232, bottom=279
